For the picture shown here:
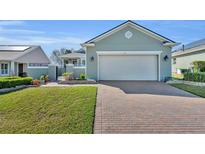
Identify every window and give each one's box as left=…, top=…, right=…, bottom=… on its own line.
left=28, top=63, right=48, bottom=68
left=82, top=60, right=85, bottom=65
left=0, top=63, right=9, bottom=75
left=72, top=59, right=77, bottom=65
left=173, top=58, right=176, bottom=64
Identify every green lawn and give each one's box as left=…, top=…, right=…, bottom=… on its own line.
left=0, top=86, right=97, bottom=134
left=170, top=84, right=205, bottom=98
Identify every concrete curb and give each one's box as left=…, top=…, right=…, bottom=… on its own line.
left=0, top=85, right=36, bottom=94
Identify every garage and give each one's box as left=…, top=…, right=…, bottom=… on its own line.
left=98, top=53, right=159, bottom=81
left=83, top=20, right=176, bottom=81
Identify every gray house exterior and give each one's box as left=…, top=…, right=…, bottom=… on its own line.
left=0, top=45, right=50, bottom=79
left=172, top=39, right=205, bottom=74
left=82, top=20, right=177, bottom=81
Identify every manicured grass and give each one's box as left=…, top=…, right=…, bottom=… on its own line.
left=0, top=86, right=97, bottom=134
left=170, top=84, right=205, bottom=98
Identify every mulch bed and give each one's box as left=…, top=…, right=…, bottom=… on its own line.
left=58, top=80, right=97, bottom=84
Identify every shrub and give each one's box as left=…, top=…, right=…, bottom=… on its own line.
left=32, top=80, right=40, bottom=86
left=19, top=72, right=28, bottom=77
left=184, top=72, right=205, bottom=82
left=63, top=72, right=73, bottom=80
left=0, top=77, right=32, bottom=89
left=63, top=72, right=73, bottom=76
left=180, top=69, right=189, bottom=74
left=80, top=73, right=86, bottom=80
left=191, top=61, right=205, bottom=72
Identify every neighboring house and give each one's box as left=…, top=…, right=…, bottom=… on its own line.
left=60, top=52, right=86, bottom=66
left=172, top=38, right=205, bottom=74
left=0, top=45, right=50, bottom=78
left=81, top=20, right=177, bottom=81
left=59, top=51, right=86, bottom=78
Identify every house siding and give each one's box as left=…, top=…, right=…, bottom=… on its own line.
left=27, top=68, right=48, bottom=79
left=172, top=50, right=205, bottom=72
left=86, top=26, right=171, bottom=81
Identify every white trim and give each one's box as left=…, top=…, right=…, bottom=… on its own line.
left=97, top=51, right=162, bottom=81
left=81, top=43, right=95, bottom=47
left=27, top=66, right=48, bottom=69
left=97, top=51, right=162, bottom=55
left=158, top=54, right=161, bottom=81
left=73, top=66, right=86, bottom=69
left=17, top=62, right=19, bottom=76
left=163, top=42, right=180, bottom=47
left=97, top=54, right=100, bottom=81
left=82, top=21, right=174, bottom=46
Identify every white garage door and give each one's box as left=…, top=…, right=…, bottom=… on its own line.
left=99, top=55, right=158, bottom=80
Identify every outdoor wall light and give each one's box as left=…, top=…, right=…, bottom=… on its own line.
left=90, top=56, right=94, bottom=62
left=164, top=55, right=169, bottom=61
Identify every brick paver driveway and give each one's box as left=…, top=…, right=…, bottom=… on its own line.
left=94, top=81, right=205, bottom=133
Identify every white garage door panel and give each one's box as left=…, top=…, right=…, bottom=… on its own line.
left=99, top=55, right=158, bottom=80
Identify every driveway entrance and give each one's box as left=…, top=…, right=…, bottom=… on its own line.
left=94, top=81, right=205, bottom=133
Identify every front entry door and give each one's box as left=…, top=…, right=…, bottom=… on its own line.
left=18, top=64, right=23, bottom=76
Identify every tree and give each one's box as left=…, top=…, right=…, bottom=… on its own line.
left=50, top=48, right=72, bottom=65
left=191, top=61, right=205, bottom=72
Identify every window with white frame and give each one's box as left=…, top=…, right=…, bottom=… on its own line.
left=28, top=63, right=48, bottom=68
left=0, top=63, right=9, bottom=75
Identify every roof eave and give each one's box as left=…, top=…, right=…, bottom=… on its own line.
left=80, top=43, right=95, bottom=47
left=163, top=42, right=181, bottom=47
left=172, top=44, right=205, bottom=57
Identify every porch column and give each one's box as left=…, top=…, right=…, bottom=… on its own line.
left=10, top=61, right=15, bottom=76
left=16, top=63, right=19, bottom=76
left=77, top=59, right=80, bottom=66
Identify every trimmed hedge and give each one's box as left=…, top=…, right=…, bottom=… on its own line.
left=0, top=77, right=32, bottom=89
left=184, top=72, right=205, bottom=82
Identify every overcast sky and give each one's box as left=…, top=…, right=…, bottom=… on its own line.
left=0, top=20, right=205, bottom=56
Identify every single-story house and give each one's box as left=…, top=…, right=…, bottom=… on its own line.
left=59, top=52, right=85, bottom=66
left=81, top=20, right=177, bottom=81
left=172, top=39, right=205, bottom=74
left=0, top=45, right=50, bottom=78
left=59, top=52, right=86, bottom=78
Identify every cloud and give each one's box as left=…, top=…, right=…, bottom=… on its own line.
left=0, top=27, right=45, bottom=35
left=0, top=20, right=45, bottom=35
left=0, top=20, right=86, bottom=47
left=0, top=36, right=85, bottom=45
left=0, top=20, right=25, bottom=26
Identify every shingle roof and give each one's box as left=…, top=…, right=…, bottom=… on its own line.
left=0, top=45, right=39, bottom=61
left=172, top=38, right=205, bottom=57
left=175, top=38, right=205, bottom=52
left=59, top=52, right=85, bottom=59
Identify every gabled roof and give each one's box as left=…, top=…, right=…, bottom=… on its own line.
left=0, top=45, right=50, bottom=63
left=172, top=38, right=205, bottom=57
left=82, top=20, right=176, bottom=47
left=59, top=52, right=85, bottom=59
left=0, top=45, right=37, bottom=61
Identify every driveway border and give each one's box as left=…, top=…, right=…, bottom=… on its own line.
left=94, top=85, right=102, bottom=134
